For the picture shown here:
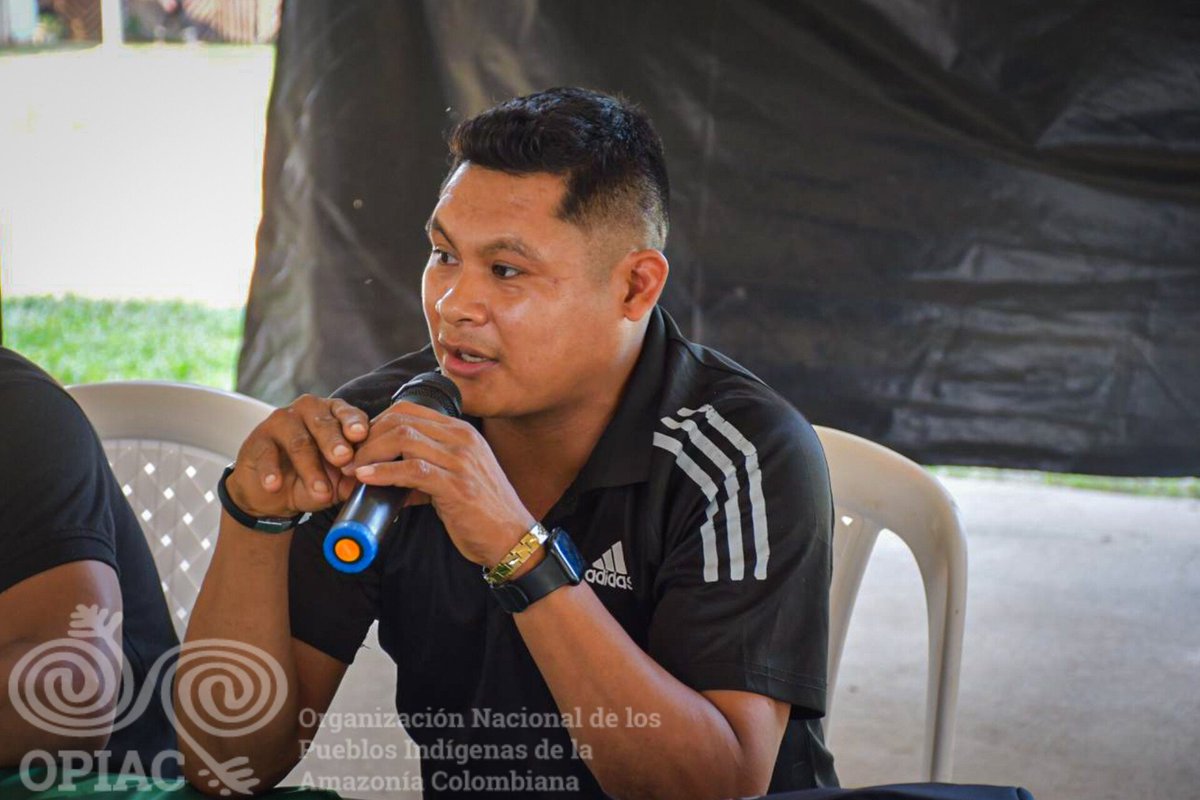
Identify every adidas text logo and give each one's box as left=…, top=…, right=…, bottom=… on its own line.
left=585, top=541, right=633, bottom=591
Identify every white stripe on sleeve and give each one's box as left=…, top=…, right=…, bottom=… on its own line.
left=653, top=432, right=720, bottom=583
left=677, top=405, right=770, bottom=580
left=661, top=415, right=746, bottom=581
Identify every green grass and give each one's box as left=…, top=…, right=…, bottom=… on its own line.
left=929, top=466, right=1200, bottom=499
left=1, top=294, right=242, bottom=391
left=0, top=42, right=98, bottom=58
left=0, top=41, right=273, bottom=59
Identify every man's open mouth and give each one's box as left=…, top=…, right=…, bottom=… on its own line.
left=441, top=340, right=497, bottom=365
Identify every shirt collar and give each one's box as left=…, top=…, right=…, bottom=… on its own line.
left=566, top=304, right=672, bottom=494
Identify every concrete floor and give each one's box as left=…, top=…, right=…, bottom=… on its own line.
left=282, top=477, right=1200, bottom=800
left=827, top=478, right=1200, bottom=800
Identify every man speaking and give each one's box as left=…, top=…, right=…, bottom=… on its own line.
left=179, top=87, right=837, bottom=798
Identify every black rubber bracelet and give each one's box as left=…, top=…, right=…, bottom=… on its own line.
left=217, top=464, right=304, bottom=534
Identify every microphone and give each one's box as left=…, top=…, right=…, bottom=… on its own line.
left=324, top=371, right=462, bottom=573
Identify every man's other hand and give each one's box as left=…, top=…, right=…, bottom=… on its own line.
left=346, top=400, right=536, bottom=567
left=227, top=395, right=369, bottom=519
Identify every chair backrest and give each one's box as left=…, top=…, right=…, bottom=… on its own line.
left=813, top=425, right=968, bottom=783
left=66, top=381, right=273, bottom=639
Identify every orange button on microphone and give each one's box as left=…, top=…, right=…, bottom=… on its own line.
left=333, top=537, right=362, bottom=564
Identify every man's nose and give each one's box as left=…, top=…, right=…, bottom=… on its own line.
left=434, top=267, right=488, bottom=324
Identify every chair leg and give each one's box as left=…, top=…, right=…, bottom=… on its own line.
left=826, top=520, right=882, bottom=730
left=915, top=523, right=968, bottom=782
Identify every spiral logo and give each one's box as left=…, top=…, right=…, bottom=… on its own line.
left=165, top=639, right=288, bottom=796
left=7, top=605, right=134, bottom=738
left=9, top=605, right=290, bottom=796
left=8, top=638, right=132, bottom=736
left=169, top=639, right=287, bottom=739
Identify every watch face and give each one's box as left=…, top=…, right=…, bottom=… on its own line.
left=551, top=529, right=586, bottom=582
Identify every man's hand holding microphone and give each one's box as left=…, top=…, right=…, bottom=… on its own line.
left=179, top=371, right=553, bottom=793
left=223, top=394, right=370, bottom=523
left=220, top=372, right=536, bottom=578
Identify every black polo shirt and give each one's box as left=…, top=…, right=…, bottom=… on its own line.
left=0, top=349, right=179, bottom=773
left=289, top=306, right=837, bottom=796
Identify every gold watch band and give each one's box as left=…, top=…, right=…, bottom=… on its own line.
left=484, top=522, right=549, bottom=586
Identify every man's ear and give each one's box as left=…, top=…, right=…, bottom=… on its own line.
left=617, top=249, right=669, bottom=322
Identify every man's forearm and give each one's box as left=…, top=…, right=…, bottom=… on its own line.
left=0, top=640, right=113, bottom=766
left=514, top=583, right=763, bottom=800
left=175, top=512, right=302, bottom=791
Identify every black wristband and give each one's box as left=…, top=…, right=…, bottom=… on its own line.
left=217, top=464, right=305, bottom=534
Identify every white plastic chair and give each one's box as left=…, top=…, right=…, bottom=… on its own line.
left=814, top=425, right=968, bottom=783
left=66, top=381, right=273, bottom=638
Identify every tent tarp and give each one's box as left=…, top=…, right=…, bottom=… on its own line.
left=239, top=0, right=1200, bottom=475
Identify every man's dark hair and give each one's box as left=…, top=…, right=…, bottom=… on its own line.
left=446, top=87, right=670, bottom=249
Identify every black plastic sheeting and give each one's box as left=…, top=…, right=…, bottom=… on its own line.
left=239, top=0, right=1200, bottom=476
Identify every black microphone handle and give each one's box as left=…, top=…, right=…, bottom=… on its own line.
left=340, top=371, right=460, bottom=531
left=325, top=371, right=462, bottom=572
left=336, top=483, right=412, bottom=541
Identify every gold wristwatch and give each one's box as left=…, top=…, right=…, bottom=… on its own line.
left=484, top=522, right=550, bottom=586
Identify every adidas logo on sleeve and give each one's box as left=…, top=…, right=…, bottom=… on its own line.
left=585, top=541, right=633, bottom=591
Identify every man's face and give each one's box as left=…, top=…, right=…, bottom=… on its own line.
left=422, top=163, right=630, bottom=420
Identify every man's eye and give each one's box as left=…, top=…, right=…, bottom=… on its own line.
left=431, top=248, right=457, bottom=265
left=493, top=264, right=521, bottom=279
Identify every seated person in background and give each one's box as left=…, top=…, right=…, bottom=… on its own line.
left=181, top=87, right=836, bottom=798
left=0, top=348, right=179, bottom=775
